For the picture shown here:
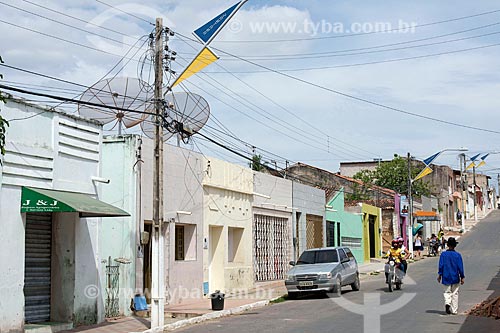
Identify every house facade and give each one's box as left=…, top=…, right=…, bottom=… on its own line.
left=0, top=97, right=128, bottom=332
left=326, top=189, right=364, bottom=263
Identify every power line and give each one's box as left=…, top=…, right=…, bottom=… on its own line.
left=0, top=1, right=141, bottom=49
left=0, top=84, right=156, bottom=117
left=216, top=8, right=500, bottom=43
left=220, top=27, right=500, bottom=61
left=176, top=35, right=377, bottom=158
left=221, top=21, right=500, bottom=59
left=0, top=19, right=145, bottom=64
left=201, top=42, right=500, bottom=135
left=94, top=0, right=154, bottom=25
left=20, top=0, right=132, bottom=37
left=206, top=40, right=500, bottom=72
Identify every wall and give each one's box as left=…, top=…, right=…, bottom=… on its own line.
left=164, top=144, right=205, bottom=303
left=0, top=97, right=104, bottom=331
left=101, top=136, right=138, bottom=316
left=326, top=189, right=364, bottom=263
left=253, top=172, right=293, bottom=280
left=339, top=161, right=379, bottom=177
left=292, top=181, right=326, bottom=256
left=361, top=203, right=382, bottom=261
left=202, top=157, right=254, bottom=293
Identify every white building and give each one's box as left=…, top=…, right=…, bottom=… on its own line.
left=0, top=96, right=128, bottom=332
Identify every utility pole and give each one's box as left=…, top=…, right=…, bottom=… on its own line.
left=473, top=164, right=478, bottom=222
left=151, top=17, right=165, bottom=329
left=407, top=152, right=413, bottom=258
left=460, top=154, right=467, bottom=233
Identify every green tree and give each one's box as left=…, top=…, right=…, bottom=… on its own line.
left=353, top=154, right=431, bottom=197
left=250, top=154, right=266, bottom=171
left=0, top=55, right=9, bottom=164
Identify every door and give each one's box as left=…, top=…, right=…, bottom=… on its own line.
left=306, top=214, right=323, bottom=249
left=369, top=215, right=376, bottom=258
left=24, top=213, right=52, bottom=323
left=253, top=215, right=289, bottom=281
left=209, top=226, right=224, bottom=292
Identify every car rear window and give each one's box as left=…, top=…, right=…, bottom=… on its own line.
left=297, top=250, right=339, bottom=264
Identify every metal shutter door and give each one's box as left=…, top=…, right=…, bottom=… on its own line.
left=24, top=213, right=52, bottom=323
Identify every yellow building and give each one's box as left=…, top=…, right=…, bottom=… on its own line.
left=361, top=203, right=382, bottom=262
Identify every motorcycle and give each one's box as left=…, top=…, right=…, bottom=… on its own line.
left=385, top=255, right=404, bottom=292
left=428, top=239, right=439, bottom=256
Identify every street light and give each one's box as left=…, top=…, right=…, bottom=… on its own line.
left=407, top=147, right=468, bottom=258
left=465, top=151, right=500, bottom=224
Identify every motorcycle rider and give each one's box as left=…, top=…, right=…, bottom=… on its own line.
left=384, top=239, right=404, bottom=283
left=397, top=237, right=409, bottom=273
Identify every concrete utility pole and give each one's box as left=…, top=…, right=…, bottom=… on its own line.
left=473, top=164, right=478, bottom=222
left=407, top=152, right=413, bottom=258
left=460, top=154, right=467, bottom=233
left=151, top=17, right=165, bottom=328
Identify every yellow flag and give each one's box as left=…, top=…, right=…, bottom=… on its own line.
left=476, top=160, right=486, bottom=168
left=414, top=166, right=433, bottom=181
left=466, top=162, right=476, bottom=171
left=171, top=47, right=218, bottom=88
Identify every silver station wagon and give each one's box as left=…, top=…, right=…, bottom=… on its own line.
left=285, top=247, right=360, bottom=298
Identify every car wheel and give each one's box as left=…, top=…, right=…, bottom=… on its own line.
left=351, top=274, right=360, bottom=291
left=287, top=292, right=298, bottom=300
left=332, top=277, right=342, bottom=297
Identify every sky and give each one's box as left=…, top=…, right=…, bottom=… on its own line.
left=1, top=0, right=500, bottom=183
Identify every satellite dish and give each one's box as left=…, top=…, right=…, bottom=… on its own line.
left=79, top=77, right=153, bottom=132
left=140, top=92, right=210, bottom=142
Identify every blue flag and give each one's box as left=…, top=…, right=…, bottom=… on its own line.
left=194, top=1, right=244, bottom=44
left=423, top=152, right=441, bottom=166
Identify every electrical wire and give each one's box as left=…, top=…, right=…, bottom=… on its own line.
left=20, top=0, right=134, bottom=37
left=215, top=8, right=500, bottom=43
left=94, top=0, right=154, bottom=25
left=219, top=27, right=500, bottom=61
left=178, top=37, right=500, bottom=135
left=0, top=19, right=144, bottom=64
left=0, top=1, right=142, bottom=49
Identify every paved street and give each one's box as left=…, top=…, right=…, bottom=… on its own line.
left=178, top=212, right=500, bottom=333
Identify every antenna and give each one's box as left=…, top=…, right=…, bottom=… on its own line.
left=140, top=92, right=210, bottom=142
left=79, top=77, right=153, bottom=134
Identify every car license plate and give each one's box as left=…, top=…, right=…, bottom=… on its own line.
left=299, top=281, right=313, bottom=287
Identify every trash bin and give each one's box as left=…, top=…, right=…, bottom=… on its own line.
left=210, top=290, right=225, bottom=311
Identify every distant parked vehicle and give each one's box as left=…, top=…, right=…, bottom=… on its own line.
left=285, top=247, right=360, bottom=299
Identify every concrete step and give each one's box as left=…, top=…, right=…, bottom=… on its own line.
left=25, top=322, right=73, bottom=333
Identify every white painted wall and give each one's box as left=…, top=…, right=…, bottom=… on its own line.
left=0, top=97, right=105, bottom=331
left=202, top=157, right=254, bottom=293
left=292, top=181, right=326, bottom=256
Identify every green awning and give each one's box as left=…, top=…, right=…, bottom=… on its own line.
left=21, top=187, right=130, bottom=217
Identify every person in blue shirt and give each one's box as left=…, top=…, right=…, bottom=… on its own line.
left=437, top=237, right=465, bottom=315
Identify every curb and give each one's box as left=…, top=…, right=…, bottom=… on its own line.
left=136, top=296, right=284, bottom=333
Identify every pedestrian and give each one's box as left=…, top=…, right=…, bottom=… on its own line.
left=414, top=233, right=423, bottom=258
left=456, top=210, right=462, bottom=225
left=437, top=237, right=465, bottom=315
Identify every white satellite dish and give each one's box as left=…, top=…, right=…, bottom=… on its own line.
left=79, top=77, right=153, bottom=133
left=141, top=92, right=210, bottom=142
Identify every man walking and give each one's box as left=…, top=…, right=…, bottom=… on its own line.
left=437, top=237, right=465, bottom=315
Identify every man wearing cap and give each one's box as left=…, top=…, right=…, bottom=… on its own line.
left=437, top=237, right=465, bottom=315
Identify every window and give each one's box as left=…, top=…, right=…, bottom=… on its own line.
left=337, top=223, right=341, bottom=248
left=338, top=249, right=348, bottom=262
left=296, top=250, right=339, bottom=265
left=344, top=248, right=355, bottom=259
left=341, top=237, right=362, bottom=249
left=228, top=227, right=244, bottom=262
left=175, top=224, right=197, bottom=261
left=326, top=221, right=335, bottom=247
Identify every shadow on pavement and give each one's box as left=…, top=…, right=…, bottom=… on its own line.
left=458, top=268, right=500, bottom=332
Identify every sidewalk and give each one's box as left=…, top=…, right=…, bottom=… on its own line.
left=58, top=261, right=388, bottom=333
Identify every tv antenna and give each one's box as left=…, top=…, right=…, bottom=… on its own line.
left=141, top=92, right=210, bottom=144
left=78, top=77, right=153, bottom=135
